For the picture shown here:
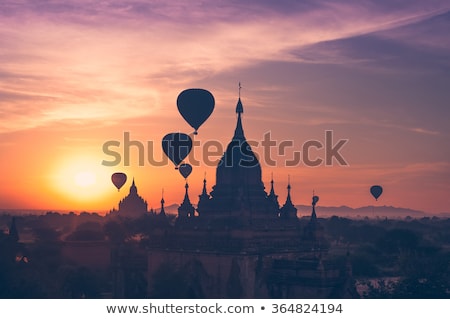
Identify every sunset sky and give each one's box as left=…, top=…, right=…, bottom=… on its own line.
left=1, top=0, right=449, bottom=214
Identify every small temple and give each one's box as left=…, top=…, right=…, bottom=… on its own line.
left=109, top=179, right=148, bottom=219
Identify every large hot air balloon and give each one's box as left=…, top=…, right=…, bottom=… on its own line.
left=370, top=185, right=383, bottom=201
left=177, top=88, right=215, bottom=135
left=179, top=163, right=192, bottom=179
left=162, top=133, right=193, bottom=169
left=111, top=172, right=127, bottom=191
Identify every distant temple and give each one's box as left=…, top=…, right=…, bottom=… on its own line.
left=109, top=179, right=148, bottom=219
left=111, top=91, right=357, bottom=298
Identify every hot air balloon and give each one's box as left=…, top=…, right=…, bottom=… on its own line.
left=111, top=172, right=127, bottom=191
left=312, top=195, right=319, bottom=205
left=179, top=163, right=192, bottom=179
left=162, top=133, right=193, bottom=169
left=177, top=88, right=215, bottom=135
left=370, top=185, right=383, bottom=201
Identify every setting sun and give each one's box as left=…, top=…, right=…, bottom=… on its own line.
left=74, top=171, right=96, bottom=187
left=50, top=155, right=116, bottom=207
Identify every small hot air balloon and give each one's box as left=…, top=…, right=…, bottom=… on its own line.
left=312, top=195, right=319, bottom=205
left=177, top=88, right=215, bottom=135
left=111, top=172, right=127, bottom=191
left=162, top=133, right=193, bottom=169
left=179, top=163, right=192, bottom=179
left=370, top=185, right=383, bottom=201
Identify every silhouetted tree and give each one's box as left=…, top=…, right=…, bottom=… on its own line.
left=103, top=220, right=128, bottom=243
left=33, top=227, right=61, bottom=242
left=376, top=228, right=419, bottom=254
left=66, top=222, right=104, bottom=241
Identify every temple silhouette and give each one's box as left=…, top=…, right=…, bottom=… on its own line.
left=109, top=94, right=357, bottom=298
left=109, top=179, right=148, bottom=218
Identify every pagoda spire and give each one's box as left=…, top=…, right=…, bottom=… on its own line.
left=178, top=182, right=195, bottom=218
left=286, top=175, right=293, bottom=205
left=269, top=172, right=275, bottom=196
left=184, top=182, right=190, bottom=202
left=237, top=82, right=243, bottom=112
left=130, top=177, right=137, bottom=194
left=159, top=188, right=166, bottom=216
left=234, top=83, right=245, bottom=140
left=280, top=175, right=297, bottom=218
left=197, top=173, right=210, bottom=216
left=239, top=81, right=242, bottom=99
left=201, top=173, right=208, bottom=196
left=267, top=173, right=280, bottom=215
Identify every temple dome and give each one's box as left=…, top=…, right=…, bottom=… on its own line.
left=110, top=179, right=148, bottom=218
left=205, top=96, right=276, bottom=217
left=216, top=97, right=261, bottom=184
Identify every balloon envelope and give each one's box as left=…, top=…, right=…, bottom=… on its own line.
left=162, top=133, right=193, bottom=168
left=111, top=172, right=127, bottom=191
left=312, top=195, right=319, bottom=205
left=179, top=163, right=193, bottom=179
left=370, top=185, right=383, bottom=200
left=177, top=88, right=215, bottom=134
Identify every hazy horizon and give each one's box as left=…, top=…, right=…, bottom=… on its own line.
left=1, top=203, right=447, bottom=218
